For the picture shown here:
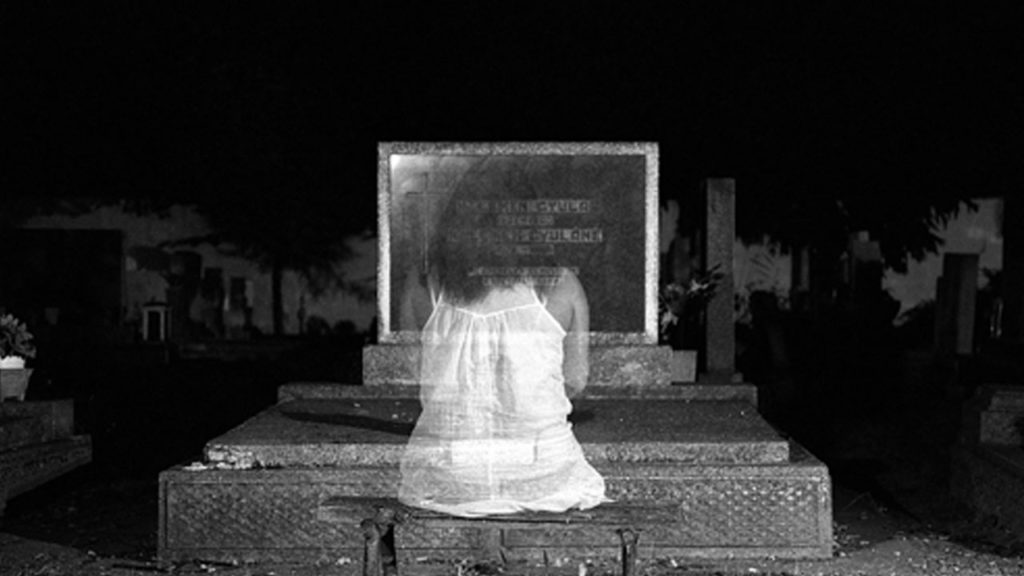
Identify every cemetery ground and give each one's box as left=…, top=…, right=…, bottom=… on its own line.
left=2, top=337, right=1024, bottom=575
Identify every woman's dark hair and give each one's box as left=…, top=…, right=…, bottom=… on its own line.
left=431, top=157, right=553, bottom=304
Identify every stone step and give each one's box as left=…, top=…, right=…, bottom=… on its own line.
left=205, top=398, right=788, bottom=467
left=159, top=448, right=832, bottom=565
left=362, top=343, right=675, bottom=388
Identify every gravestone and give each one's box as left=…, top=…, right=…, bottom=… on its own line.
left=159, top=142, right=833, bottom=568
left=365, top=142, right=672, bottom=388
left=935, top=253, right=979, bottom=356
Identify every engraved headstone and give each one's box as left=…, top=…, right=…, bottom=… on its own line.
left=381, top=142, right=658, bottom=343
left=366, top=142, right=669, bottom=387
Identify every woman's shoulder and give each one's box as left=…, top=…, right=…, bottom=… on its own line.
left=544, top=267, right=583, bottom=298
left=537, top=267, right=585, bottom=311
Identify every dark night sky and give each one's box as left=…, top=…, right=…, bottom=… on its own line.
left=2, top=4, right=1020, bottom=212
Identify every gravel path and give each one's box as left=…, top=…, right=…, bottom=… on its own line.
left=3, top=530, right=1024, bottom=576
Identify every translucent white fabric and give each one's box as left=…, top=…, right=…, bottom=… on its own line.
left=398, top=284, right=607, bottom=517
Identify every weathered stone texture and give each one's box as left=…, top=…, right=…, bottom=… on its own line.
left=961, top=385, right=1024, bottom=446
left=278, top=381, right=758, bottom=403
left=205, top=399, right=786, bottom=468
left=363, top=343, right=672, bottom=387
left=162, top=396, right=832, bottom=564
left=0, top=400, right=75, bottom=450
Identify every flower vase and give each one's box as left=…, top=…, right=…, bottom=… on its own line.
left=0, top=368, right=32, bottom=402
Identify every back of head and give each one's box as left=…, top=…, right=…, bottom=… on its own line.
left=432, top=157, right=554, bottom=304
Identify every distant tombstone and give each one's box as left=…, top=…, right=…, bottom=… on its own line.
left=379, top=142, right=659, bottom=344
left=935, top=253, right=979, bottom=355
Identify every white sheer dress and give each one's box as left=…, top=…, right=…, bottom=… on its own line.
left=398, top=283, right=607, bottom=517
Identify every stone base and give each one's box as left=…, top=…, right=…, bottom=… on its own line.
left=159, top=393, right=832, bottom=564
left=951, top=444, right=1024, bottom=537
left=159, top=454, right=831, bottom=565
left=363, top=343, right=672, bottom=387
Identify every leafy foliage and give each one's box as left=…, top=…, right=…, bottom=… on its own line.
left=0, top=314, right=36, bottom=359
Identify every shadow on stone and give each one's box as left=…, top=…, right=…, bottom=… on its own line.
left=280, top=407, right=415, bottom=436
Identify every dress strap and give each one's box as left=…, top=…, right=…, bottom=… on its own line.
left=426, top=274, right=442, bottom=307
left=534, top=288, right=546, bottom=306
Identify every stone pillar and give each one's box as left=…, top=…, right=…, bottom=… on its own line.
left=704, top=178, right=736, bottom=382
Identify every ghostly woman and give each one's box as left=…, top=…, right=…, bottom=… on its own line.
left=397, top=157, right=608, bottom=517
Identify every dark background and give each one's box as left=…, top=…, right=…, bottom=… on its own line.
left=1, top=3, right=1023, bottom=563
left=2, top=4, right=1020, bottom=211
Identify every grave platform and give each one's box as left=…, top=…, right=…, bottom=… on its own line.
left=159, top=385, right=832, bottom=568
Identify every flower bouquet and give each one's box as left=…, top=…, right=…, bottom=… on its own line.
left=659, top=265, right=724, bottom=346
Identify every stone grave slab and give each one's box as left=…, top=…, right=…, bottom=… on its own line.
left=204, top=398, right=789, bottom=467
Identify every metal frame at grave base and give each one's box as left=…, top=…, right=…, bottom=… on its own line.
left=345, top=500, right=644, bottom=576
